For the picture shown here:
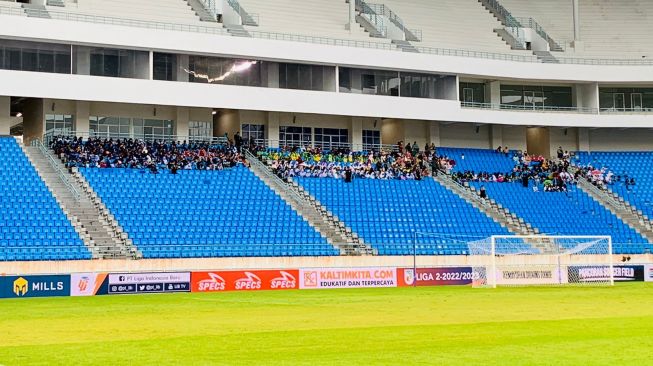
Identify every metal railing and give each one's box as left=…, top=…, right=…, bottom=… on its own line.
left=246, top=29, right=394, bottom=50
left=414, top=45, right=538, bottom=62
left=31, top=138, right=81, bottom=201
left=481, top=0, right=526, bottom=48
left=460, top=101, right=599, bottom=114
left=0, top=5, right=229, bottom=35
left=197, top=0, right=219, bottom=20
left=600, top=107, right=653, bottom=114
left=357, top=0, right=422, bottom=41
left=1, top=4, right=653, bottom=65
left=43, top=130, right=228, bottom=146
left=514, top=17, right=564, bottom=51
left=226, top=0, right=258, bottom=26
left=244, top=148, right=306, bottom=207
left=251, top=139, right=400, bottom=152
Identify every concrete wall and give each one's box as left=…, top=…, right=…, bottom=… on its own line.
left=501, top=125, right=527, bottom=152
left=381, top=118, right=404, bottom=145
left=588, top=128, right=653, bottom=151
left=440, top=123, right=491, bottom=148
left=215, top=109, right=240, bottom=138
left=2, top=254, right=650, bottom=275
left=22, top=98, right=44, bottom=144
left=549, top=127, right=579, bottom=157
left=404, top=120, right=429, bottom=148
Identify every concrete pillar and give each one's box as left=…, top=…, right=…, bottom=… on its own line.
left=574, top=83, right=599, bottom=112
left=0, top=96, right=10, bottom=136
left=176, top=55, right=189, bottom=82
left=214, top=109, right=240, bottom=140
left=175, top=106, right=190, bottom=142
left=135, top=51, right=150, bottom=80
left=490, top=124, right=503, bottom=149
left=577, top=127, right=590, bottom=152
left=74, top=46, right=91, bottom=75
left=572, top=0, right=580, bottom=42
left=350, top=117, right=363, bottom=151
left=427, top=121, right=440, bottom=146
left=148, top=51, right=154, bottom=80
left=486, top=81, right=501, bottom=107
left=266, top=111, right=280, bottom=148
left=346, top=0, right=355, bottom=31
left=74, top=101, right=90, bottom=136
left=23, top=99, right=45, bottom=145
left=267, top=62, right=279, bottom=88
left=571, top=0, right=584, bottom=51
left=323, top=66, right=336, bottom=92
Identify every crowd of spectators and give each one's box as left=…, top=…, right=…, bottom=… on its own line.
left=453, top=146, right=576, bottom=192
left=50, top=135, right=637, bottom=193
left=50, top=136, right=248, bottom=173
left=576, top=164, right=636, bottom=191
left=259, top=141, right=456, bottom=181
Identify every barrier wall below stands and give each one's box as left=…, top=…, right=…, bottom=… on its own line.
left=1, top=262, right=650, bottom=299
left=2, top=255, right=651, bottom=276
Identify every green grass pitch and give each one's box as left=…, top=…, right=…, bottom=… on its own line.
left=1, top=283, right=653, bottom=365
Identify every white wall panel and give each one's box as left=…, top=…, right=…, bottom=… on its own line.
left=2, top=70, right=653, bottom=128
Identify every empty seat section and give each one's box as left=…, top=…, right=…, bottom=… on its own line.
left=297, top=177, right=511, bottom=255
left=57, top=0, right=205, bottom=24
left=0, top=137, right=89, bottom=261
left=438, top=147, right=516, bottom=173
left=238, top=0, right=390, bottom=43
left=469, top=182, right=651, bottom=254
left=81, top=166, right=337, bottom=258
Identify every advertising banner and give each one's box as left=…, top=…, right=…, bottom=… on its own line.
left=70, top=273, right=108, bottom=296
left=107, top=272, right=191, bottom=294
left=646, top=265, right=653, bottom=282
left=299, top=267, right=397, bottom=289
left=494, top=268, right=569, bottom=286
left=397, top=267, right=478, bottom=287
left=191, top=270, right=299, bottom=292
left=569, top=265, right=644, bottom=282
left=0, top=275, right=70, bottom=299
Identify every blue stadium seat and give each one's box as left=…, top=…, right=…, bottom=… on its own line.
left=576, top=151, right=653, bottom=223
left=80, top=166, right=338, bottom=258
left=297, top=177, right=511, bottom=255
left=0, top=137, right=89, bottom=261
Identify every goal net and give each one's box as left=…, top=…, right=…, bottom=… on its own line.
left=467, top=235, right=614, bottom=287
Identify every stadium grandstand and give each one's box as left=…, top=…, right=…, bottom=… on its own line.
left=0, top=0, right=652, bottom=362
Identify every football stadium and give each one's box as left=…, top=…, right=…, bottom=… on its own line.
left=0, top=0, right=653, bottom=364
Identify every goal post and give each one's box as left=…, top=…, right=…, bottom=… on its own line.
left=468, top=235, right=614, bottom=288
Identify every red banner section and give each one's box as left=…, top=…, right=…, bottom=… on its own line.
left=191, top=270, right=299, bottom=292
left=299, top=268, right=397, bottom=289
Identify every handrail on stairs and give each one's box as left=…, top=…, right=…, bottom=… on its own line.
left=436, top=170, right=488, bottom=207
left=244, top=149, right=306, bottom=207
left=569, top=165, right=628, bottom=210
left=31, top=139, right=81, bottom=201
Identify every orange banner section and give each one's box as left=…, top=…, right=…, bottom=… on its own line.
left=191, top=270, right=299, bottom=292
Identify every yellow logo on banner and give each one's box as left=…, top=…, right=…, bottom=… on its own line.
left=13, top=277, right=28, bottom=296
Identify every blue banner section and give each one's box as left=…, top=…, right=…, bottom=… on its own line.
left=106, top=272, right=191, bottom=295
left=568, top=265, right=644, bottom=282
left=0, top=275, right=70, bottom=298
